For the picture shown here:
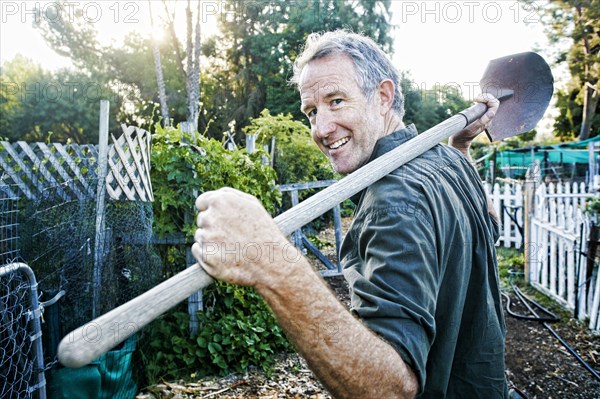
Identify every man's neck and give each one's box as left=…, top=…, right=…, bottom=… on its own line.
left=383, top=113, right=405, bottom=137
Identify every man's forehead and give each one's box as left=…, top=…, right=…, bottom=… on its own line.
left=299, top=54, right=356, bottom=92
left=300, top=80, right=343, bottom=99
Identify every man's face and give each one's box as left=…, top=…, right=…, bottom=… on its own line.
left=299, top=53, right=388, bottom=175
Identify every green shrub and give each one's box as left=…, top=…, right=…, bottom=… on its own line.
left=144, top=124, right=287, bottom=381
left=142, top=282, right=290, bottom=381
left=151, top=123, right=280, bottom=240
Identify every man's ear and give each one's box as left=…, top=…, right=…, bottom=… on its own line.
left=377, top=80, right=395, bottom=115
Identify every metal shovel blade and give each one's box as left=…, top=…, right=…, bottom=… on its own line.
left=480, top=52, right=554, bottom=141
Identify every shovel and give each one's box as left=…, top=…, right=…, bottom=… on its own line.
left=58, top=51, right=554, bottom=368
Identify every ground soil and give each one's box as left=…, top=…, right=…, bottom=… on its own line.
left=138, top=219, right=600, bottom=399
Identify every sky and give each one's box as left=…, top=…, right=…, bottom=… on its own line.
left=0, top=0, right=565, bottom=136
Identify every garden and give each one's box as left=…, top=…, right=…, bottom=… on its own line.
left=1, top=1, right=599, bottom=398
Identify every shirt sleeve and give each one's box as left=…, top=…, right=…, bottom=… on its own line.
left=342, top=202, right=440, bottom=393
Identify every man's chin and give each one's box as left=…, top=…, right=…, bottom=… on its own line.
left=330, top=161, right=357, bottom=175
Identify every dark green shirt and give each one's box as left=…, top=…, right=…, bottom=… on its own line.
left=341, top=125, right=508, bottom=398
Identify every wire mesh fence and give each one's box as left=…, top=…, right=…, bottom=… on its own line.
left=1, top=170, right=164, bottom=397
left=0, top=191, right=20, bottom=264
left=0, top=191, right=46, bottom=399
left=0, top=263, right=44, bottom=399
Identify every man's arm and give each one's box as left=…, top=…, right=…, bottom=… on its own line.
left=448, top=94, right=500, bottom=223
left=192, top=188, right=418, bottom=399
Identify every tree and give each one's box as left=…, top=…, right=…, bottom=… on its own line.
left=33, top=1, right=195, bottom=130
left=401, top=73, right=471, bottom=133
left=526, top=0, right=600, bottom=140
left=149, top=1, right=170, bottom=127
left=0, top=55, right=119, bottom=143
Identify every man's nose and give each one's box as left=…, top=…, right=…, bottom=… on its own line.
left=314, top=110, right=336, bottom=139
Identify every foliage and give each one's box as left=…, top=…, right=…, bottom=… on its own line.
left=32, top=2, right=189, bottom=129
left=150, top=124, right=280, bottom=241
left=142, top=282, right=290, bottom=381
left=584, top=196, right=600, bottom=215
left=401, top=74, right=471, bottom=133
left=145, top=125, right=286, bottom=380
left=496, top=247, right=525, bottom=283
left=29, top=0, right=394, bottom=140
left=0, top=55, right=119, bottom=143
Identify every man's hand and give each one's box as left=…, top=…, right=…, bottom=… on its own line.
left=448, top=93, right=499, bottom=159
left=191, top=187, right=294, bottom=289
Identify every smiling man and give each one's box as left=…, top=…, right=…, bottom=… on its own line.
left=193, top=30, right=509, bottom=398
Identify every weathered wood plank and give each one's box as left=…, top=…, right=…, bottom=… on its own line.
left=109, top=132, right=146, bottom=201
left=123, top=127, right=152, bottom=200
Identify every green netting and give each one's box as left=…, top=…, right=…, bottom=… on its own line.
left=496, top=136, right=600, bottom=168
left=16, top=181, right=163, bottom=397
left=495, top=149, right=590, bottom=168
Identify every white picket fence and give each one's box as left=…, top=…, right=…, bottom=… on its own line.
left=527, top=182, right=600, bottom=331
left=484, top=181, right=600, bottom=332
left=484, top=182, right=524, bottom=248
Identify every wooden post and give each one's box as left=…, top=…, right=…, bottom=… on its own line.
left=524, top=160, right=541, bottom=282
left=180, top=121, right=201, bottom=335
left=269, top=137, right=276, bottom=168
left=246, top=134, right=256, bottom=153
left=290, top=190, right=303, bottom=251
left=333, top=204, right=343, bottom=273
left=93, top=100, right=109, bottom=318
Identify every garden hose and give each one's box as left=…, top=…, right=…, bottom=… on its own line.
left=505, top=281, right=600, bottom=383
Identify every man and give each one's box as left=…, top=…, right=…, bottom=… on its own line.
left=192, top=30, right=508, bottom=398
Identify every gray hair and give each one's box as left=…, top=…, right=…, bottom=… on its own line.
left=290, top=30, right=404, bottom=119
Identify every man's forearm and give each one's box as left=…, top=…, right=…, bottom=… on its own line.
left=255, top=255, right=418, bottom=399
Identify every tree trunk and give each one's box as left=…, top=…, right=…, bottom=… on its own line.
left=184, top=0, right=201, bottom=130
left=162, top=0, right=187, bottom=79
left=576, top=3, right=597, bottom=140
left=149, top=1, right=170, bottom=127
left=579, top=82, right=598, bottom=141
left=191, top=0, right=201, bottom=129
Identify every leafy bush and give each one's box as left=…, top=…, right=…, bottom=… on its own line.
left=150, top=123, right=281, bottom=271
left=144, top=124, right=287, bottom=381
left=585, top=196, right=600, bottom=215
left=151, top=123, right=280, bottom=240
left=142, top=282, right=290, bottom=381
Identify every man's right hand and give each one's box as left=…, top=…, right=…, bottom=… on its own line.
left=191, top=187, right=297, bottom=290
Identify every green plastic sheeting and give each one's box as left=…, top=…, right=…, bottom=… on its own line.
left=494, top=136, right=600, bottom=170
left=46, top=335, right=137, bottom=399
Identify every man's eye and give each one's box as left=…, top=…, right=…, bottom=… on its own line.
left=307, top=109, right=317, bottom=118
left=332, top=99, right=343, bottom=106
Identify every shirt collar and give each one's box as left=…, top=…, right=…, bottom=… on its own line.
left=367, top=124, right=418, bottom=162
left=349, top=124, right=419, bottom=205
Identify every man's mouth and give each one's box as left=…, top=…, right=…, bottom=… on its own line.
left=328, top=137, right=350, bottom=150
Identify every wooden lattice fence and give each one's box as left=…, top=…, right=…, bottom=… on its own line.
left=106, top=125, right=153, bottom=202
left=0, top=125, right=152, bottom=202
left=0, top=141, right=98, bottom=201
